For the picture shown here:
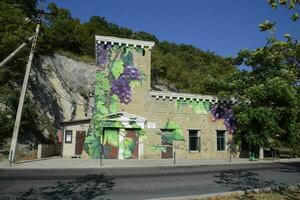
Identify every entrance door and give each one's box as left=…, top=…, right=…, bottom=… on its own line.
left=103, top=128, right=119, bottom=159
left=161, top=130, right=173, bottom=159
left=75, top=131, right=86, bottom=155
left=125, top=129, right=139, bottom=159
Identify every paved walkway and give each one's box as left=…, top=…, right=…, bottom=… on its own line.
left=1, top=157, right=300, bottom=169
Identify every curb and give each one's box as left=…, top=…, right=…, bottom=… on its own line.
left=16, top=156, right=62, bottom=164
left=0, top=158, right=299, bottom=169
left=147, top=183, right=300, bottom=200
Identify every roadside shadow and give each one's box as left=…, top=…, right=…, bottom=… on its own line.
left=214, top=170, right=280, bottom=191
left=0, top=174, right=114, bottom=200
left=276, top=162, right=300, bottom=175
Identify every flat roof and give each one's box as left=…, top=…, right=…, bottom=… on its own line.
left=150, top=90, right=236, bottom=103
left=95, top=35, right=155, bottom=49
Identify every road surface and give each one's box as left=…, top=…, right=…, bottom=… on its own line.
left=0, top=162, right=299, bottom=200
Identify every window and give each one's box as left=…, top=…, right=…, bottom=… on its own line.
left=189, top=130, right=200, bottom=151
left=65, top=130, right=72, bottom=143
left=217, top=131, right=226, bottom=151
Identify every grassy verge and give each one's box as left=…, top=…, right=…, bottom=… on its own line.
left=201, top=186, right=300, bottom=200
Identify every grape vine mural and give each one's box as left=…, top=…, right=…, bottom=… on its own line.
left=211, top=104, right=236, bottom=133
left=151, top=120, right=185, bottom=152
left=84, top=44, right=146, bottom=159
left=175, top=99, right=236, bottom=133
left=175, top=99, right=211, bottom=114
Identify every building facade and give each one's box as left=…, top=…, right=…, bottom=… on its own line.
left=61, top=35, right=237, bottom=159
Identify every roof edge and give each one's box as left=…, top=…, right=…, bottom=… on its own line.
left=95, top=35, right=155, bottom=49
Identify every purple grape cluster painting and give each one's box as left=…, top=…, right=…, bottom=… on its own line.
left=211, top=104, right=237, bottom=133
left=111, top=66, right=142, bottom=104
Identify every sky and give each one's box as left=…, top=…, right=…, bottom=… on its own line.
left=48, top=0, right=299, bottom=57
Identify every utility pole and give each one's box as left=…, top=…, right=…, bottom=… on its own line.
left=8, top=1, right=46, bottom=164
left=0, top=36, right=34, bottom=67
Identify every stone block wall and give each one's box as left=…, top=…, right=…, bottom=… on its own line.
left=37, top=144, right=61, bottom=159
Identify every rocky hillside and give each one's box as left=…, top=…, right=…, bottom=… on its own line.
left=32, top=54, right=96, bottom=122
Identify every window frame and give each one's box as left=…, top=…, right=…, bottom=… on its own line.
left=189, top=129, right=200, bottom=152
left=65, top=130, right=73, bottom=144
left=216, top=130, right=226, bottom=151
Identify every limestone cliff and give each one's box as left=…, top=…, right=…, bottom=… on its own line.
left=30, top=54, right=96, bottom=136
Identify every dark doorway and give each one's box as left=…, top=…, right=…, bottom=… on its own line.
left=161, top=130, right=173, bottom=159
left=75, top=131, right=86, bottom=155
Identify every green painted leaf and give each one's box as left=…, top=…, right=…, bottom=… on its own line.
left=96, top=102, right=109, bottom=115
left=204, top=101, right=211, bottom=112
left=150, top=145, right=166, bottom=152
left=121, top=51, right=134, bottom=66
left=109, top=103, right=119, bottom=113
left=136, top=129, right=146, bottom=137
left=193, top=102, right=207, bottom=114
left=129, top=121, right=141, bottom=129
left=93, top=113, right=103, bottom=122
left=85, top=134, right=101, bottom=159
left=123, top=137, right=136, bottom=158
left=123, top=150, right=132, bottom=159
left=173, top=129, right=185, bottom=141
left=94, top=85, right=101, bottom=96
left=101, top=78, right=110, bottom=91
left=112, top=121, right=124, bottom=128
left=111, top=59, right=124, bottom=79
left=104, top=129, right=119, bottom=147
left=165, top=120, right=181, bottom=129
left=85, top=134, right=97, bottom=144
left=111, top=94, right=119, bottom=103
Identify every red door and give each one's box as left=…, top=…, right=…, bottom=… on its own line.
left=75, top=131, right=86, bottom=155
left=126, top=129, right=139, bottom=159
left=103, top=128, right=119, bottom=159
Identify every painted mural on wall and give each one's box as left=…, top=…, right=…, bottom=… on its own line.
left=151, top=120, right=185, bottom=152
left=84, top=44, right=146, bottom=159
left=211, top=104, right=236, bottom=133
left=175, top=99, right=236, bottom=133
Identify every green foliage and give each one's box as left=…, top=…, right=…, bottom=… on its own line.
left=259, top=20, right=276, bottom=32
left=151, top=42, right=236, bottom=94
left=0, top=1, right=55, bottom=144
left=164, top=120, right=185, bottom=141
left=267, top=0, right=300, bottom=21
left=111, top=59, right=124, bottom=79
left=222, top=38, right=300, bottom=154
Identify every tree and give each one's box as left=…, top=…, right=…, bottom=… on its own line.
left=220, top=0, right=300, bottom=157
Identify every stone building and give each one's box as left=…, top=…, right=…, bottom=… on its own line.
left=61, top=35, right=236, bottom=159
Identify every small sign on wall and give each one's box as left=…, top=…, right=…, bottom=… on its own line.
left=65, top=130, right=72, bottom=143
left=147, top=122, right=156, bottom=129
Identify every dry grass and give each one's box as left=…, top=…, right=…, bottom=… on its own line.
left=202, top=186, right=300, bottom=200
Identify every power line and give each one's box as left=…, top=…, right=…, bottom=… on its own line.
left=44, top=80, right=93, bottom=108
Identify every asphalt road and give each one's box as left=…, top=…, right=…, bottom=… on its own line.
left=0, top=162, right=300, bottom=200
